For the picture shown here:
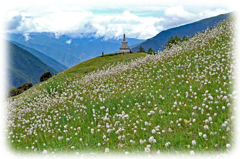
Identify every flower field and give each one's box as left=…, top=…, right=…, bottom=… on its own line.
left=6, top=17, right=236, bottom=156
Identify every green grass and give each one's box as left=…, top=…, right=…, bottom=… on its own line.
left=11, top=53, right=146, bottom=99
left=6, top=18, right=235, bottom=156
left=61, top=53, right=146, bottom=79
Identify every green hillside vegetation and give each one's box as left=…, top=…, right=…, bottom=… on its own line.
left=58, top=53, right=147, bottom=80
left=6, top=41, right=58, bottom=91
left=11, top=41, right=68, bottom=71
left=10, top=53, right=146, bottom=98
left=7, top=82, right=33, bottom=98
left=6, top=18, right=235, bottom=156
left=165, top=35, right=188, bottom=49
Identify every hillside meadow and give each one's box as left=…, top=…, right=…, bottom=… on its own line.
left=5, top=17, right=236, bottom=157
left=8, top=52, right=146, bottom=99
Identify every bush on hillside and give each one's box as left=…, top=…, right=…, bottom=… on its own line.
left=16, top=89, right=24, bottom=95
left=166, top=35, right=181, bottom=48
left=23, top=82, right=32, bottom=90
left=7, top=88, right=17, bottom=97
left=165, top=35, right=188, bottom=48
left=40, top=71, right=52, bottom=82
left=7, top=82, right=33, bottom=98
left=147, top=47, right=155, bottom=55
left=17, top=82, right=33, bottom=91
left=17, top=85, right=23, bottom=90
left=139, top=46, right=145, bottom=52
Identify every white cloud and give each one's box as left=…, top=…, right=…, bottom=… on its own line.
left=7, top=8, right=164, bottom=39
left=90, top=11, right=164, bottom=39
left=7, top=15, right=22, bottom=30
left=160, top=6, right=231, bottom=30
left=164, top=5, right=194, bottom=19
left=199, top=8, right=230, bottom=17
left=2, top=3, right=232, bottom=39
left=66, top=39, right=72, bottom=44
left=22, top=32, right=31, bottom=41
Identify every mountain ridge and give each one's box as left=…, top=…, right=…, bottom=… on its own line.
left=6, top=41, right=58, bottom=91
left=10, top=41, right=68, bottom=71
left=131, top=12, right=232, bottom=52
left=6, top=33, right=144, bottom=67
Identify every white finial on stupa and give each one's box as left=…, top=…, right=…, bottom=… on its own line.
left=119, top=34, right=130, bottom=53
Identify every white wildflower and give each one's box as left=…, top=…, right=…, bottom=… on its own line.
left=105, top=148, right=109, bottom=153
left=190, top=150, right=195, bottom=155
left=226, top=144, right=230, bottom=148
left=204, top=125, right=209, bottom=130
left=192, top=140, right=196, bottom=145
left=140, top=139, right=145, bottom=144
left=151, top=129, right=156, bottom=134
left=145, top=147, right=150, bottom=152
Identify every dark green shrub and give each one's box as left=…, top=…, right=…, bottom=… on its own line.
left=7, top=88, right=17, bottom=97
left=40, top=71, right=52, bottom=82
left=17, top=82, right=33, bottom=91
left=139, top=46, right=145, bottom=52
left=165, top=35, right=189, bottom=48
left=16, top=89, right=24, bottom=95
left=22, top=82, right=33, bottom=91
left=166, top=35, right=181, bottom=48
left=147, top=47, right=155, bottom=55
left=17, top=85, right=23, bottom=90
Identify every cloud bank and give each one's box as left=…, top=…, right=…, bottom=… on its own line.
left=7, top=15, right=22, bottom=30
left=4, top=5, right=231, bottom=39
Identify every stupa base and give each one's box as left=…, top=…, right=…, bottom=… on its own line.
left=119, top=50, right=129, bottom=53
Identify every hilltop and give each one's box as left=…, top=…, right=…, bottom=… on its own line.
left=6, top=17, right=235, bottom=156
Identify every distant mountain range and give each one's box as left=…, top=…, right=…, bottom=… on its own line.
left=131, top=12, right=232, bottom=52
left=6, top=33, right=144, bottom=68
left=6, top=41, right=58, bottom=90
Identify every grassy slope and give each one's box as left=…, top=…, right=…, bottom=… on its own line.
left=14, top=53, right=146, bottom=98
left=61, top=53, right=146, bottom=79
left=6, top=18, right=235, bottom=155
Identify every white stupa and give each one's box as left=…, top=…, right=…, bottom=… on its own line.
left=119, top=34, right=130, bottom=53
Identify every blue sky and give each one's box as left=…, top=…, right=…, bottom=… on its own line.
left=90, top=8, right=164, bottom=17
